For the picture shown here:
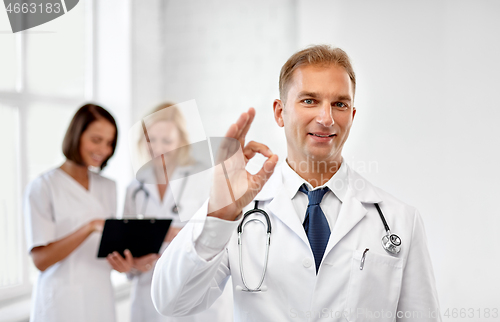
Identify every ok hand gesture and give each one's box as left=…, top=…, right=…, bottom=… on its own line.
left=207, top=108, right=278, bottom=221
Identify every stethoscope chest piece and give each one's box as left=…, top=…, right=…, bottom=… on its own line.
left=381, top=233, right=401, bottom=255
left=374, top=203, right=402, bottom=255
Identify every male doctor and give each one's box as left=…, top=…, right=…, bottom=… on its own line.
left=152, top=45, right=441, bottom=321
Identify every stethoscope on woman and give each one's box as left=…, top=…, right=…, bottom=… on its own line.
left=237, top=201, right=401, bottom=292
left=132, top=171, right=189, bottom=216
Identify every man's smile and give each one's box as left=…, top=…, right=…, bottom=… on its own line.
left=308, top=132, right=336, bottom=142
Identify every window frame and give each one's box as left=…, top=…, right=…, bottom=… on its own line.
left=0, top=0, right=95, bottom=303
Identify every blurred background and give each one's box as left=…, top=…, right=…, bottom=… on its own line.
left=0, top=0, right=499, bottom=321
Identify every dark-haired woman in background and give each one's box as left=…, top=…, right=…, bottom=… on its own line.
left=23, top=104, right=130, bottom=322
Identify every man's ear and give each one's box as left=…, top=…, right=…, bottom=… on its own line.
left=352, top=106, right=357, bottom=119
left=273, top=99, right=285, bottom=127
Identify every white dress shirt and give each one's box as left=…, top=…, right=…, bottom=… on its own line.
left=282, top=159, right=348, bottom=230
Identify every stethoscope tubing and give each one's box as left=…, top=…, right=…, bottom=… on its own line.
left=237, top=201, right=272, bottom=292
left=132, top=182, right=150, bottom=216
left=236, top=200, right=402, bottom=292
left=375, top=203, right=402, bottom=254
left=374, top=203, right=390, bottom=233
left=132, top=171, right=189, bottom=216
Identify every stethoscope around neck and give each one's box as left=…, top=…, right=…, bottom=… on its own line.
left=237, top=201, right=271, bottom=292
left=235, top=200, right=401, bottom=293
left=131, top=171, right=189, bottom=216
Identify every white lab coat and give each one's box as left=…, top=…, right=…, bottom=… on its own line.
left=123, top=164, right=233, bottom=322
left=151, top=163, right=441, bottom=322
left=23, top=168, right=117, bottom=322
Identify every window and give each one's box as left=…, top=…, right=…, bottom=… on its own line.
left=0, top=1, right=90, bottom=301
left=0, top=105, right=26, bottom=298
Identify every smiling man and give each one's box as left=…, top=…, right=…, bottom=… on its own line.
left=274, top=56, right=356, bottom=187
left=152, top=45, right=441, bottom=322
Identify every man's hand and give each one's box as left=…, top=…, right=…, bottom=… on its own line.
left=207, top=108, right=278, bottom=221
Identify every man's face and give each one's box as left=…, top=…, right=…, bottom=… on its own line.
left=273, top=64, right=356, bottom=166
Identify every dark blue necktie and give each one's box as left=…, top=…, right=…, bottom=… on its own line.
left=299, top=184, right=330, bottom=274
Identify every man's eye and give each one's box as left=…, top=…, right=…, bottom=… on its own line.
left=334, top=102, right=348, bottom=109
left=303, top=99, right=315, bottom=104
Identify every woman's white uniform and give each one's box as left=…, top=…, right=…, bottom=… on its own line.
left=23, top=168, right=117, bottom=322
left=123, top=164, right=233, bottom=322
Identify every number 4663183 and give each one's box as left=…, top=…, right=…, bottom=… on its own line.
left=5, top=2, right=61, bottom=14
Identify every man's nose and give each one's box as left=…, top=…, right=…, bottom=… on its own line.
left=316, top=103, right=334, bottom=127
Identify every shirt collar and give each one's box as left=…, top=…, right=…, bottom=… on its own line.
left=282, top=158, right=349, bottom=202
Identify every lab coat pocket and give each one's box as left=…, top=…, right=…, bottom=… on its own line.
left=344, top=249, right=403, bottom=322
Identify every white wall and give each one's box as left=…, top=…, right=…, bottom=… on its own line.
left=95, top=0, right=133, bottom=217
left=130, top=0, right=164, bottom=123
left=295, top=0, right=500, bottom=316
left=131, top=0, right=500, bottom=318
left=159, top=0, right=296, bottom=160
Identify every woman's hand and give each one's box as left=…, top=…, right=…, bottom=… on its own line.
left=30, top=219, right=108, bottom=272
left=165, top=226, right=182, bottom=243
left=88, top=219, right=105, bottom=233
left=133, top=253, right=160, bottom=272
left=106, top=249, right=134, bottom=273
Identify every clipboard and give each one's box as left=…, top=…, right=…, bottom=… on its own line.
left=97, top=218, right=172, bottom=258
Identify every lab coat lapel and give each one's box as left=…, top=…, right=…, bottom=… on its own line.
left=258, top=163, right=384, bottom=255
left=267, top=184, right=309, bottom=246
left=256, top=164, right=309, bottom=246
left=323, top=165, right=383, bottom=256
left=324, top=189, right=367, bottom=255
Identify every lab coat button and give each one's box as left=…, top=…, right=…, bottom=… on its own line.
left=303, top=258, right=312, bottom=268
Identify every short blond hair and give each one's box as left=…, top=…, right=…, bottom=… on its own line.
left=140, top=102, right=193, bottom=166
left=279, top=45, right=356, bottom=103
